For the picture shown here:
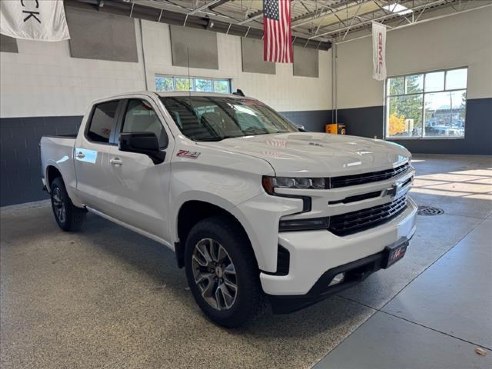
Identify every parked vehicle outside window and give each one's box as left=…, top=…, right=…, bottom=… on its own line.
left=385, top=67, right=467, bottom=139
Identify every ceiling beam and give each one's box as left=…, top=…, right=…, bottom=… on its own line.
left=208, top=0, right=230, bottom=11
left=237, top=10, right=263, bottom=25
left=187, top=0, right=223, bottom=15
left=308, top=0, right=453, bottom=39
left=66, top=0, right=332, bottom=50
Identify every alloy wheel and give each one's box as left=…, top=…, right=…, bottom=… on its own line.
left=191, top=238, right=238, bottom=311
left=52, top=187, right=66, bottom=224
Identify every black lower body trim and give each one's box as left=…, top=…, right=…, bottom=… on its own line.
left=267, top=237, right=411, bottom=314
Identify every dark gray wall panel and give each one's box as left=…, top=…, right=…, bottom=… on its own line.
left=336, top=106, right=384, bottom=139
left=336, top=98, right=492, bottom=155
left=65, top=7, right=138, bottom=62
left=0, top=116, right=82, bottom=207
left=293, top=46, right=319, bottom=78
left=0, top=34, right=18, bottom=53
left=280, top=110, right=332, bottom=132
left=397, top=98, right=492, bottom=155
left=241, top=38, right=275, bottom=74
left=170, top=26, right=218, bottom=69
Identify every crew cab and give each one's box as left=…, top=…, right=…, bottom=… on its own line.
left=40, top=91, right=417, bottom=327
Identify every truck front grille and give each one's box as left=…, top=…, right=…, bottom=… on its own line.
left=329, top=195, right=408, bottom=236
left=331, top=163, right=410, bottom=188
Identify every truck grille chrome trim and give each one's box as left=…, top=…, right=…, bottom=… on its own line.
left=329, top=195, right=408, bottom=236
left=330, top=163, right=410, bottom=188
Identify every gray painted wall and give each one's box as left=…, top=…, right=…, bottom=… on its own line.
left=293, top=46, right=319, bottom=78
left=0, top=35, right=18, bottom=53
left=241, top=38, right=276, bottom=75
left=170, top=26, right=219, bottom=69
left=336, top=106, right=383, bottom=139
left=281, top=110, right=331, bottom=132
left=1, top=116, right=82, bottom=206
left=66, top=7, right=138, bottom=63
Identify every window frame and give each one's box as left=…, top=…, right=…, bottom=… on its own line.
left=384, top=66, right=468, bottom=141
left=84, top=99, right=123, bottom=146
left=113, top=98, right=169, bottom=149
left=155, top=74, right=232, bottom=94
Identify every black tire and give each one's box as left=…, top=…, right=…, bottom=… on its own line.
left=184, top=215, right=265, bottom=328
left=50, top=177, right=86, bottom=232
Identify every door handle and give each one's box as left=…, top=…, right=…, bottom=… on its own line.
left=110, top=158, right=123, bottom=166
left=75, top=151, right=85, bottom=159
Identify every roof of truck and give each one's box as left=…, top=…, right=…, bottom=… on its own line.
left=155, top=91, right=248, bottom=99
left=90, top=91, right=254, bottom=105
left=101, top=91, right=250, bottom=99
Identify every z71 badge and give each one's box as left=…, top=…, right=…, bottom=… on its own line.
left=176, top=150, right=201, bottom=159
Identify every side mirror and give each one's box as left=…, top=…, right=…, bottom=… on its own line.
left=119, top=132, right=166, bottom=164
left=296, top=124, right=307, bottom=132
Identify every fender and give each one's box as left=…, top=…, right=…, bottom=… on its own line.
left=171, top=191, right=268, bottom=270
left=45, top=161, right=84, bottom=208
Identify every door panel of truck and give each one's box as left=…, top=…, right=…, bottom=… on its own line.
left=74, top=99, right=124, bottom=215
left=105, top=98, right=173, bottom=240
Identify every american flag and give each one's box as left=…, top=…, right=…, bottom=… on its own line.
left=263, top=0, right=293, bottom=63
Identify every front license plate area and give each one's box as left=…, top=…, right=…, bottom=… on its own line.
left=382, top=241, right=408, bottom=269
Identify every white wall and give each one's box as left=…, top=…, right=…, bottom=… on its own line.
left=141, top=20, right=332, bottom=113
left=335, top=6, right=492, bottom=109
left=0, top=17, right=332, bottom=118
left=0, top=20, right=146, bottom=118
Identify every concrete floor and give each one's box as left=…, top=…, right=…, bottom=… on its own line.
left=1, top=154, right=491, bottom=369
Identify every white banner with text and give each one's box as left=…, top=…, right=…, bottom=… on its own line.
left=0, top=0, right=70, bottom=41
left=372, top=21, right=387, bottom=81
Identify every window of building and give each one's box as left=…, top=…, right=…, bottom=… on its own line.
left=385, top=67, right=467, bottom=139
left=155, top=75, right=231, bottom=94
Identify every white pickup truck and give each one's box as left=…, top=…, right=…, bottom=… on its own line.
left=41, top=91, right=417, bottom=327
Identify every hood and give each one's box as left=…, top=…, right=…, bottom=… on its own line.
left=200, top=132, right=410, bottom=177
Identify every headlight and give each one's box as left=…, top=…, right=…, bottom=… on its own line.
left=262, top=176, right=327, bottom=194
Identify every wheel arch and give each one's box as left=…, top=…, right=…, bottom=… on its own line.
left=45, top=165, right=63, bottom=191
left=175, top=199, right=261, bottom=270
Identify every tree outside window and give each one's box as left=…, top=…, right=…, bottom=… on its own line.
left=386, top=68, right=467, bottom=139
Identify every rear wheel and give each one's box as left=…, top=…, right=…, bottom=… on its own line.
left=184, top=216, right=264, bottom=328
left=50, top=177, right=86, bottom=232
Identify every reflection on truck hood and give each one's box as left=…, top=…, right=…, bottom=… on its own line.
left=204, top=132, right=410, bottom=177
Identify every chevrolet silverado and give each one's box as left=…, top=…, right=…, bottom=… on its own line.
left=40, top=91, right=417, bottom=327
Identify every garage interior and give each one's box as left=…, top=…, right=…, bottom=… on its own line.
left=1, top=0, right=491, bottom=368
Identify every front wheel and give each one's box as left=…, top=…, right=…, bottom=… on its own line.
left=50, top=177, right=86, bottom=232
left=184, top=216, right=265, bottom=328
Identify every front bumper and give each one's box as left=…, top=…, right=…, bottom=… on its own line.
left=268, top=237, right=411, bottom=313
left=260, top=196, right=417, bottom=297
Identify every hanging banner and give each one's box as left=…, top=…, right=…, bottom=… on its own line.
left=0, top=0, right=70, bottom=41
left=372, top=21, right=386, bottom=81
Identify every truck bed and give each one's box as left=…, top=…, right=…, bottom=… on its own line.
left=42, top=134, right=78, bottom=139
left=40, top=136, right=77, bottom=192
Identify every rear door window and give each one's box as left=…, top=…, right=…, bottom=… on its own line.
left=86, top=100, right=119, bottom=143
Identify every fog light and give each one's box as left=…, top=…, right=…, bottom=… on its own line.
left=328, top=272, right=345, bottom=286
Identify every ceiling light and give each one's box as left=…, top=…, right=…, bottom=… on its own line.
left=382, top=3, right=413, bottom=15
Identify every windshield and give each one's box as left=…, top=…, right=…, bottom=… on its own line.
left=160, top=96, right=299, bottom=142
